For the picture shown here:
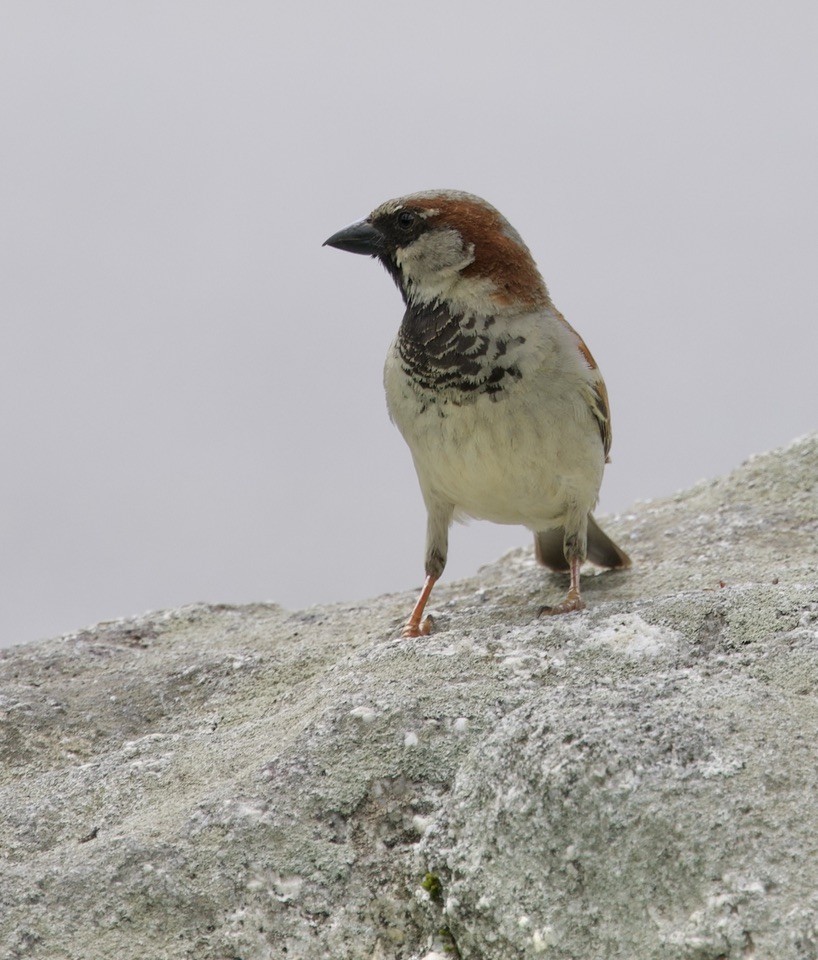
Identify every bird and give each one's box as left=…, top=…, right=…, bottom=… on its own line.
left=324, top=189, right=630, bottom=638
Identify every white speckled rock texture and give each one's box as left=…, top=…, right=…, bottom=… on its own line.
left=2, top=434, right=817, bottom=959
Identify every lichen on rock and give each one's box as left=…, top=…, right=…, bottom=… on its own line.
left=1, top=435, right=817, bottom=958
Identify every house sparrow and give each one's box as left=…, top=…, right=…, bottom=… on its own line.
left=324, top=190, right=630, bottom=637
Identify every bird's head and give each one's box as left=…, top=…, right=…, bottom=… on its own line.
left=324, top=190, right=550, bottom=315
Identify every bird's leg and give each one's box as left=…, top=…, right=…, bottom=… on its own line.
left=540, top=554, right=585, bottom=615
left=539, top=520, right=587, bottom=617
left=402, top=499, right=452, bottom=638
left=402, top=573, right=438, bottom=638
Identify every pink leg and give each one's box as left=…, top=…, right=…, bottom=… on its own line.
left=539, top=554, right=586, bottom=616
left=402, top=574, right=438, bottom=638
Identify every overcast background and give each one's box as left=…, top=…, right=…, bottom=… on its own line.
left=2, top=1, right=816, bottom=648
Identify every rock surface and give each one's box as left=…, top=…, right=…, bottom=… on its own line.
left=2, top=434, right=817, bottom=960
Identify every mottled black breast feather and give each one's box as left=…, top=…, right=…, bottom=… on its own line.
left=398, top=301, right=523, bottom=400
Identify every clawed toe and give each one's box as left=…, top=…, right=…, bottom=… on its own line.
left=401, top=615, right=434, bottom=639
left=538, top=594, right=585, bottom=617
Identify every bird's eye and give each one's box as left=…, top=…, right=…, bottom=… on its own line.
left=396, top=210, right=416, bottom=230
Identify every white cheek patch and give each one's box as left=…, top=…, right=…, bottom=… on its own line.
left=396, top=232, right=500, bottom=313
left=396, top=229, right=475, bottom=278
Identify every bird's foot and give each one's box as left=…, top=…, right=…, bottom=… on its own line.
left=538, top=591, right=585, bottom=617
left=401, top=615, right=434, bottom=639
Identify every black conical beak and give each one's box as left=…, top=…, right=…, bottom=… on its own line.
left=323, top=219, right=385, bottom=256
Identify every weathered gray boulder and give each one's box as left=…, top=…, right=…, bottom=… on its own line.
left=2, top=434, right=816, bottom=959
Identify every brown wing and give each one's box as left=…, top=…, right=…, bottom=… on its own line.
left=555, top=312, right=612, bottom=461
left=588, top=376, right=612, bottom=462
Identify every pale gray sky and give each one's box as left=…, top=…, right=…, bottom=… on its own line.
left=2, top=1, right=816, bottom=648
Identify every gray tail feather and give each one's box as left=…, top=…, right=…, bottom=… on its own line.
left=534, top=514, right=632, bottom=572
